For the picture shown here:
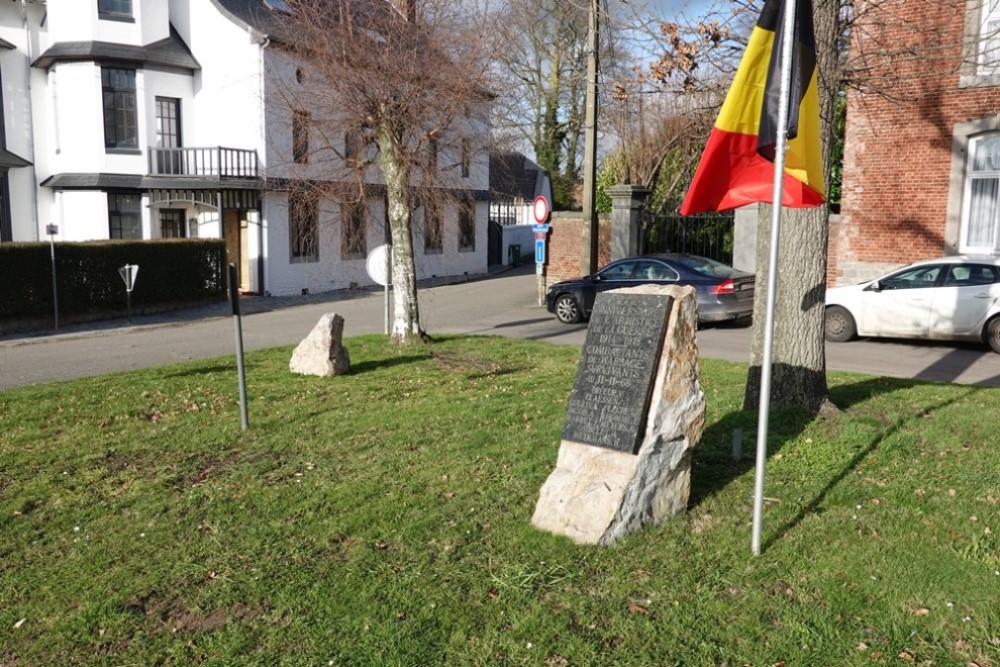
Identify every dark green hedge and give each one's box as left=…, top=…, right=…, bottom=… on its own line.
left=0, top=240, right=227, bottom=320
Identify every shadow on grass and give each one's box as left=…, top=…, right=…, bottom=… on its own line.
left=690, top=373, right=976, bottom=548
left=761, top=386, right=976, bottom=551
left=161, top=364, right=242, bottom=378
left=349, top=355, right=432, bottom=375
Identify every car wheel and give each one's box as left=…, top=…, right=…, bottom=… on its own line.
left=554, top=294, right=582, bottom=324
left=986, top=317, right=1000, bottom=353
left=825, top=306, right=857, bottom=342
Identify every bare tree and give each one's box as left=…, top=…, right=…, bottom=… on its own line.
left=268, top=0, right=496, bottom=344
left=604, top=89, right=715, bottom=208
left=490, top=0, right=590, bottom=200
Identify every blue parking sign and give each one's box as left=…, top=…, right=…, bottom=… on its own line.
left=535, top=239, right=545, bottom=264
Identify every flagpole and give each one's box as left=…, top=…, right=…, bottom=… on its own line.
left=751, top=0, right=799, bottom=557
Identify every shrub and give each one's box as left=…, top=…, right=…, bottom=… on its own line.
left=0, top=240, right=226, bottom=320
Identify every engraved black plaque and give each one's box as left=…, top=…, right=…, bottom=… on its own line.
left=561, top=291, right=673, bottom=454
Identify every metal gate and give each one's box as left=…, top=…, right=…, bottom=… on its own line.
left=640, top=209, right=735, bottom=265
left=487, top=219, right=503, bottom=266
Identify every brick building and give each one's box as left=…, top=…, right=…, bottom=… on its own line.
left=831, top=0, right=1000, bottom=285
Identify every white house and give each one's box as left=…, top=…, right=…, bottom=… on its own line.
left=488, top=151, right=551, bottom=266
left=0, top=0, right=491, bottom=297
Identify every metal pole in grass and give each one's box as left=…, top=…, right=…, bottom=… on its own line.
left=751, top=0, right=797, bottom=557
left=228, top=263, right=249, bottom=431
left=47, top=224, right=59, bottom=331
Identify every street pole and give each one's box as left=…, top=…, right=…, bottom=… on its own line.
left=229, top=264, right=249, bottom=431
left=580, top=0, right=600, bottom=275
left=47, top=225, right=58, bottom=331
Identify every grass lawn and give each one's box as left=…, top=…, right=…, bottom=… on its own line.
left=1, top=334, right=998, bottom=666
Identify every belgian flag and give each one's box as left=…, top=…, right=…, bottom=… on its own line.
left=679, top=0, right=825, bottom=215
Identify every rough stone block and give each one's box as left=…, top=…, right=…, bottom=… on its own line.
left=289, top=312, right=350, bottom=377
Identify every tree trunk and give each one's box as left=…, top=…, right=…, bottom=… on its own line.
left=742, top=0, right=839, bottom=413
left=378, top=125, right=427, bottom=345
left=742, top=204, right=830, bottom=412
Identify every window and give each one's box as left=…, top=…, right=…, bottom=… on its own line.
left=341, top=202, right=367, bottom=259
left=460, top=138, right=471, bottom=178
left=634, top=260, right=679, bottom=281
left=596, top=260, right=638, bottom=280
left=879, top=265, right=943, bottom=290
left=427, top=137, right=438, bottom=172
left=102, top=67, right=138, bottom=151
left=345, top=130, right=362, bottom=165
left=424, top=200, right=442, bottom=253
left=108, top=193, right=142, bottom=239
left=458, top=201, right=475, bottom=251
left=160, top=209, right=185, bottom=238
left=981, top=0, right=1000, bottom=72
left=98, top=0, right=132, bottom=19
left=289, top=192, right=319, bottom=262
left=945, top=263, right=1000, bottom=286
left=155, top=97, right=182, bottom=174
left=962, top=134, right=1000, bottom=252
left=293, top=110, right=309, bottom=164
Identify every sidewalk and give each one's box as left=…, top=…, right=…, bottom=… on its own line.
left=1, top=265, right=517, bottom=345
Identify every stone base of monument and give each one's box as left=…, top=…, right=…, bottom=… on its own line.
left=289, top=312, right=351, bottom=377
left=531, top=284, right=705, bottom=545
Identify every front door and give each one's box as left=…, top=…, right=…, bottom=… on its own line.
left=222, top=209, right=251, bottom=292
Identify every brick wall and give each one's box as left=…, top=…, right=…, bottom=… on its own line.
left=833, top=0, right=1000, bottom=284
left=544, top=212, right=612, bottom=284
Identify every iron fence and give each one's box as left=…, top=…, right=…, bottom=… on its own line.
left=639, top=208, right=735, bottom=265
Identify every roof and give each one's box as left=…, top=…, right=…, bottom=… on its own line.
left=490, top=152, right=548, bottom=201
left=211, top=0, right=402, bottom=46
left=210, top=0, right=299, bottom=43
left=40, top=173, right=262, bottom=191
left=32, top=26, right=200, bottom=71
left=0, top=37, right=15, bottom=50
left=0, top=149, right=31, bottom=170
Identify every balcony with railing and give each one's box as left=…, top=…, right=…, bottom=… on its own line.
left=147, top=147, right=259, bottom=179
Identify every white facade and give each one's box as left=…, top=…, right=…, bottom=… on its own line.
left=0, top=0, right=490, bottom=297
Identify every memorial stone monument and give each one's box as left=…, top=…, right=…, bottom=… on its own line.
left=531, top=284, right=705, bottom=545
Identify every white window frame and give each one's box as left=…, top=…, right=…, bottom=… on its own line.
left=981, top=0, right=1000, bottom=73
left=960, top=133, right=1000, bottom=253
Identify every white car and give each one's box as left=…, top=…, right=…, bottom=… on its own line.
left=825, top=255, right=1000, bottom=353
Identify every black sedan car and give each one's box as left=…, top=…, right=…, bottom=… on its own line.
left=545, top=254, right=755, bottom=325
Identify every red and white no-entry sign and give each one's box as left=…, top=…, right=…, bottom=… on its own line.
left=532, top=195, right=550, bottom=224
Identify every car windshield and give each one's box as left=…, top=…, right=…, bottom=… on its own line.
left=674, top=255, right=734, bottom=278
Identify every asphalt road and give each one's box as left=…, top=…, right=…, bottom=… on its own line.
left=4, top=263, right=1000, bottom=389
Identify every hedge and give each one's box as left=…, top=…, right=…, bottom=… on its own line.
left=0, top=240, right=227, bottom=321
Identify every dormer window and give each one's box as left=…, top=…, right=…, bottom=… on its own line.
left=98, top=0, right=133, bottom=21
